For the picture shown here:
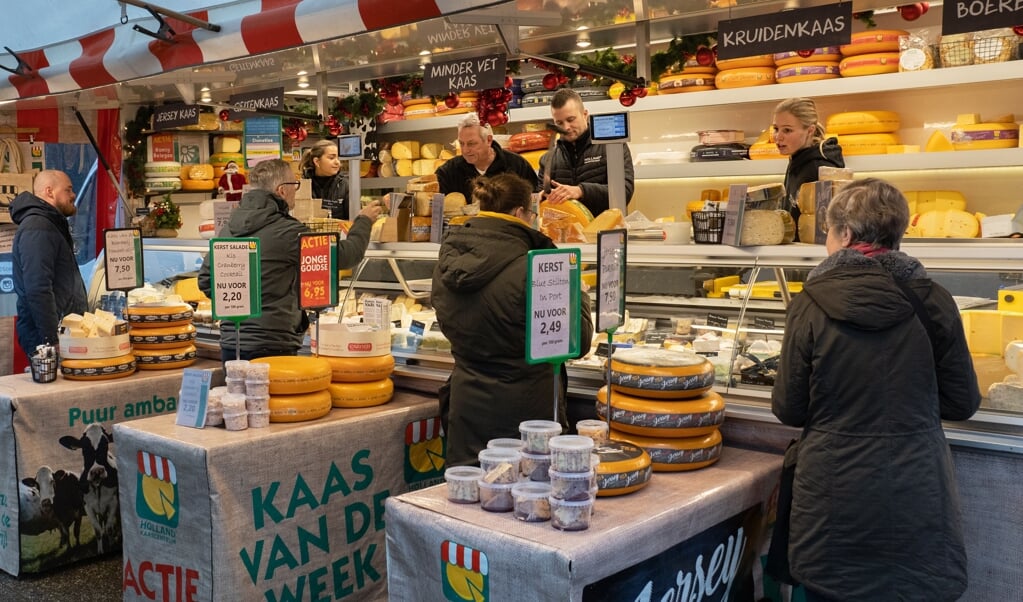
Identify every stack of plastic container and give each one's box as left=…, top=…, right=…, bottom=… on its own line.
left=245, top=361, right=271, bottom=428
left=547, top=435, right=596, bottom=531
left=223, top=359, right=249, bottom=430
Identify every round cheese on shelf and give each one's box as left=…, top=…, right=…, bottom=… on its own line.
left=838, top=53, right=900, bottom=77
left=129, top=323, right=196, bottom=349
left=609, top=347, right=715, bottom=399
left=209, top=152, right=245, bottom=167
left=773, top=47, right=841, bottom=66
left=775, top=61, right=840, bottom=84
left=327, top=378, right=394, bottom=408
left=610, top=428, right=723, bottom=472
left=61, top=353, right=137, bottom=380
left=125, top=303, right=194, bottom=327
left=835, top=133, right=900, bottom=156
left=321, top=354, right=395, bottom=383
left=714, top=67, right=776, bottom=89
left=840, top=30, right=907, bottom=56
left=714, top=54, right=775, bottom=70
left=593, top=441, right=653, bottom=497
left=949, top=123, right=1020, bottom=150
left=134, top=344, right=197, bottom=370
left=825, top=111, right=901, bottom=135
left=251, top=356, right=333, bottom=394
left=269, top=389, right=333, bottom=422
left=312, top=323, right=391, bottom=358
left=657, top=73, right=715, bottom=94
left=143, top=161, right=182, bottom=178
left=596, top=386, right=726, bottom=438
left=144, top=177, right=182, bottom=193
left=180, top=179, right=215, bottom=191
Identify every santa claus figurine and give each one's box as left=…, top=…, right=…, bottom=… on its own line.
left=218, top=161, right=246, bottom=202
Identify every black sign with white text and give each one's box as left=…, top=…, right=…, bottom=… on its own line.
left=422, top=54, right=506, bottom=96
left=717, top=3, right=852, bottom=60
left=942, top=0, right=1023, bottom=36
left=153, top=104, right=200, bottom=130
left=227, top=87, right=285, bottom=121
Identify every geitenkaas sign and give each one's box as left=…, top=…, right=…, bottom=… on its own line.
left=717, top=3, right=852, bottom=60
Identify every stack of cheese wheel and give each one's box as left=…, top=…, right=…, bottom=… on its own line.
left=180, top=163, right=216, bottom=191
left=144, top=161, right=182, bottom=194
left=210, top=151, right=245, bottom=181
left=402, top=97, right=436, bottom=120
left=59, top=310, right=136, bottom=381
left=596, top=347, right=725, bottom=472
left=435, top=91, right=477, bottom=117
left=714, top=55, right=776, bottom=89
left=774, top=47, right=841, bottom=84
left=839, top=30, right=906, bottom=77
left=825, top=110, right=901, bottom=156
left=126, top=302, right=198, bottom=370
left=312, top=323, right=395, bottom=408
left=252, top=356, right=334, bottom=422
left=748, top=129, right=785, bottom=160
left=949, top=113, right=1020, bottom=151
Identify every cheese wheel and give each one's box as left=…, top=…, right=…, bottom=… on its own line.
left=714, top=67, right=775, bottom=89
left=180, top=179, right=215, bottom=191
left=950, top=123, right=1020, bottom=151
left=134, top=344, right=197, bottom=370
left=209, top=152, right=245, bottom=167
left=252, top=356, right=333, bottom=394
left=905, top=190, right=967, bottom=214
left=610, top=428, right=722, bottom=472
left=269, top=389, right=332, bottom=422
left=773, top=47, right=841, bottom=66
left=825, top=111, right=900, bottom=135
left=518, top=150, right=545, bottom=171
left=907, top=210, right=980, bottom=238
left=126, top=303, right=194, bottom=327
left=925, top=130, right=955, bottom=152
left=835, top=133, right=900, bottom=156
left=593, top=441, right=653, bottom=497
left=740, top=210, right=796, bottom=245
left=840, top=30, right=907, bottom=56
left=410, top=216, right=431, bottom=242
left=657, top=73, right=715, bottom=94
left=327, top=378, right=394, bottom=408
left=392, top=141, right=421, bottom=160
left=145, top=177, right=182, bottom=192
left=596, top=386, right=726, bottom=437
left=609, top=347, right=715, bottom=399
left=129, top=323, right=197, bottom=349
left=775, top=61, right=840, bottom=83
left=714, top=54, right=775, bottom=70
left=539, top=200, right=594, bottom=226
left=187, top=164, right=214, bottom=180
left=401, top=97, right=433, bottom=107
left=839, top=52, right=900, bottom=77
left=61, top=353, right=137, bottom=381
left=403, top=106, right=435, bottom=119
left=748, top=140, right=784, bottom=160
left=321, top=354, right=395, bottom=383
left=213, top=136, right=242, bottom=154
left=144, top=161, right=182, bottom=177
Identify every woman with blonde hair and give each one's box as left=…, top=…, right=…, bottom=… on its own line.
left=299, top=138, right=349, bottom=218
left=773, top=98, right=844, bottom=240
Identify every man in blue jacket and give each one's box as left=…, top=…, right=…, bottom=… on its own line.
left=11, top=170, right=88, bottom=360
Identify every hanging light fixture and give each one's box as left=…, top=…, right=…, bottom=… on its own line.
left=297, top=75, right=310, bottom=89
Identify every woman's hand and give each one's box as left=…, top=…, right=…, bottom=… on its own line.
left=359, top=199, right=384, bottom=221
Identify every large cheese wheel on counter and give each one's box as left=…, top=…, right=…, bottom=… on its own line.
left=593, top=441, right=653, bottom=497
left=840, top=30, right=907, bottom=56
left=609, top=347, right=715, bottom=399
left=134, top=344, right=197, bottom=370
left=269, top=389, right=332, bottom=422
left=327, top=378, right=394, bottom=408
left=252, top=356, right=333, bottom=394
left=596, top=386, right=725, bottom=437
left=129, top=323, right=196, bottom=349
left=322, top=354, right=395, bottom=383
left=839, top=53, right=900, bottom=77
left=715, top=67, right=775, bottom=89
left=775, top=62, right=840, bottom=84
left=61, top=353, right=136, bottom=381
left=125, top=303, right=194, bottom=327
left=610, top=428, right=723, bottom=472
left=825, top=110, right=900, bottom=135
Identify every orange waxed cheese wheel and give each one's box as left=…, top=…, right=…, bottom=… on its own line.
left=596, top=386, right=726, bottom=438
left=610, top=428, right=723, bottom=472
left=327, top=379, right=394, bottom=408
left=609, top=347, right=716, bottom=399
left=252, top=356, right=333, bottom=395
left=61, top=353, right=137, bottom=380
left=321, top=354, right=395, bottom=383
left=269, top=390, right=333, bottom=422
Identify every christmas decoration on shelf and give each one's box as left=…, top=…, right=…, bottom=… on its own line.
left=151, top=194, right=183, bottom=230
left=124, top=105, right=155, bottom=199
left=475, top=76, right=515, bottom=127
left=377, top=74, right=424, bottom=105
left=217, top=161, right=246, bottom=203
left=650, top=35, right=718, bottom=83
left=331, top=88, right=387, bottom=129
left=897, top=2, right=929, bottom=21
left=852, top=10, right=877, bottom=28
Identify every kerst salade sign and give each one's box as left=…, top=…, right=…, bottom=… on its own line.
left=717, top=3, right=853, bottom=60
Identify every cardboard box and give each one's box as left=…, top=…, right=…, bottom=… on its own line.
left=981, top=214, right=1023, bottom=238
left=0, top=172, right=35, bottom=224
left=379, top=193, right=413, bottom=242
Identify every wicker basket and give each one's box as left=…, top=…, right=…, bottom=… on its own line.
left=939, top=35, right=1019, bottom=68
left=305, top=218, right=346, bottom=233
left=692, top=211, right=726, bottom=244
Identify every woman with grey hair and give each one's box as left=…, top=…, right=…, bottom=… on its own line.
left=771, top=178, right=979, bottom=601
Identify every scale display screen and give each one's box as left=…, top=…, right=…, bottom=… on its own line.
left=589, top=112, right=630, bottom=143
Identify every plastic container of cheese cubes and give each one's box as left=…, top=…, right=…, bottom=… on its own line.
left=548, top=435, right=595, bottom=473
left=512, top=481, right=552, bottom=522
left=445, top=466, right=484, bottom=503
left=549, top=495, right=594, bottom=531
left=519, top=419, right=562, bottom=453
left=477, top=448, right=520, bottom=484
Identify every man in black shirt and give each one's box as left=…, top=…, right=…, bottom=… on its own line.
left=435, top=113, right=539, bottom=202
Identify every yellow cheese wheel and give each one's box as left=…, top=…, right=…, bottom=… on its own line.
left=714, top=54, right=775, bottom=70
left=187, top=164, right=214, bottom=180
left=835, top=133, right=900, bottom=156
left=610, top=428, right=723, bottom=472
left=825, top=110, right=900, bottom=135
left=775, top=61, right=840, bottom=83
left=840, top=30, right=907, bottom=56
left=125, top=303, right=194, bottom=327
left=596, top=386, right=726, bottom=437
left=657, top=73, right=715, bottom=94
left=180, top=179, right=215, bottom=191
left=252, top=356, right=333, bottom=394
left=950, top=123, right=1020, bottom=150
left=839, top=53, right=900, bottom=77
left=609, top=347, right=715, bottom=399
left=905, top=191, right=967, bottom=214
left=129, top=323, right=197, bottom=349
left=403, top=106, right=435, bottom=119
left=209, top=152, right=245, bottom=167
left=907, top=210, right=980, bottom=238
left=518, top=150, right=545, bottom=170
left=327, top=378, right=394, bottom=408
left=268, top=389, right=332, bottom=422
left=61, top=353, right=136, bottom=381
left=773, top=47, right=841, bottom=66
left=748, top=140, right=784, bottom=160
left=925, top=130, right=955, bottom=152
left=401, top=97, right=433, bottom=107
left=539, top=200, right=594, bottom=226
left=134, top=344, right=197, bottom=370
left=321, top=354, right=395, bottom=383
left=714, top=67, right=776, bottom=89
left=593, top=441, right=653, bottom=497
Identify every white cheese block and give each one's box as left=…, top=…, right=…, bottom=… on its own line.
left=412, top=159, right=436, bottom=176
left=395, top=159, right=414, bottom=177
left=213, top=136, right=242, bottom=154
left=740, top=210, right=796, bottom=245
left=392, top=141, right=420, bottom=160
left=420, top=143, right=443, bottom=159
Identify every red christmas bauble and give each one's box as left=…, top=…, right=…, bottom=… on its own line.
left=618, top=90, right=636, bottom=107
left=797, top=49, right=815, bottom=58
left=219, top=109, right=230, bottom=121
left=1015, top=25, right=1023, bottom=36
left=444, top=93, right=459, bottom=109
left=632, top=85, right=647, bottom=99
left=502, top=89, right=513, bottom=103
left=695, top=47, right=714, bottom=66
left=328, top=125, right=342, bottom=136
left=557, top=74, right=568, bottom=85
left=504, top=76, right=513, bottom=89
left=542, top=73, right=559, bottom=90
left=296, top=127, right=308, bottom=142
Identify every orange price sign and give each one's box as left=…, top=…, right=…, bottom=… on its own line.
left=299, top=233, right=338, bottom=309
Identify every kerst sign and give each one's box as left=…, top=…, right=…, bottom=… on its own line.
left=422, top=54, right=506, bottom=96
left=942, top=0, right=1023, bottom=35
left=717, top=3, right=852, bottom=60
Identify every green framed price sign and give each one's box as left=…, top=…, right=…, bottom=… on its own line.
left=525, top=248, right=582, bottom=364
left=103, top=227, right=144, bottom=291
left=209, top=238, right=261, bottom=321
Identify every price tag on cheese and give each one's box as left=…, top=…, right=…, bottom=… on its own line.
left=213, top=200, right=239, bottom=234
left=104, top=228, right=144, bottom=291
left=176, top=368, right=212, bottom=428
left=526, top=248, right=582, bottom=364
left=596, top=229, right=627, bottom=333
left=299, top=233, right=338, bottom=310
left=209, top=238, right=261, bottom=320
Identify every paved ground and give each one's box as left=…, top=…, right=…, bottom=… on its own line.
left=0, top=554, right=121, bottom=601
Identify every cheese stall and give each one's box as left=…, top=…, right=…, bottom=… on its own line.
left=2, top=1, right=1023, bottom=600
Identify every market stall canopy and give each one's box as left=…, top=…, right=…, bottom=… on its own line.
left=0, top=0, right=511, bottom=102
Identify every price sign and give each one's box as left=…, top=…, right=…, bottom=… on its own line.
left=299, top=233, right=338, bottom=309
left=526, top=249, right=582, bottom=364
left=209, top=238, right=261, bottom=320
left=596, top=229, right=627, bottom=333
left=214, top=200, right=238, bottom=234
left=104, top=228, right=144, bottom=291
left=175, top=368, right=212, bottom=428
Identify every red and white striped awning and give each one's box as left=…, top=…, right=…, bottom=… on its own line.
left=0, top=0, right=509, bottom=102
